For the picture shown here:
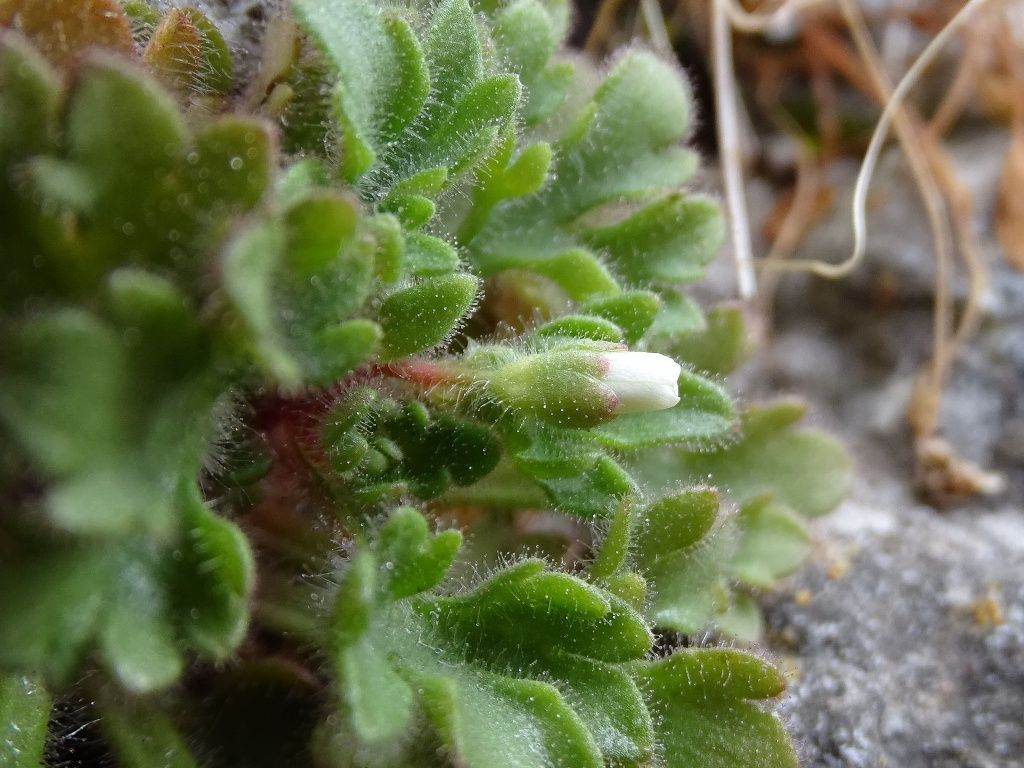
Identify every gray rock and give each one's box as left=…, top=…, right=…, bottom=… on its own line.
left=762, top=493, right=1024, bottom=768
left=732, top=128, right=1024, bottom=766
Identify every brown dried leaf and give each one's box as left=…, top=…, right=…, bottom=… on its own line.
left=0, top=0, right=133, bottom=68
left=996, top=126, right=1024, bottom=271
left=141, top=8, right=202, bottom=95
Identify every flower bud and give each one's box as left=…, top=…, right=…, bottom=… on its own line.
left=602, top=351, right=681, bottom=414
left=489, top=348, right=681, bottom=428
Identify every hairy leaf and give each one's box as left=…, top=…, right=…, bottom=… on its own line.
left=636, top=649, right=799, bottom=768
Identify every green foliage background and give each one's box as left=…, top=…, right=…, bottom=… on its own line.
left=0, top=0, right=850, bottom=765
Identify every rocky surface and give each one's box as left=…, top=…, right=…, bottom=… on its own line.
left=727, top=131, right=1024, bottom=767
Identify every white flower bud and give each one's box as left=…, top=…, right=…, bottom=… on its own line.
left=600, top=351, right=681, bottom=414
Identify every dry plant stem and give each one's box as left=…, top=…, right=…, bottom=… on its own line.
left=809, top=54, right=841, bottom=158
left=838, top=0, right=955, bottom=439
left=639, top=0, right=675, bottom=59
left=995, top=8, right=1024, bottom=123
left=771, top=0, right=991, bottom=283
left=757, top=148, right=822, bottom=318
left=584, top=0, right=627, bottom=55
left=795, top=16, right=988, bottom=364
left=845, top=1, right=990, bottom=441
left=713, top=0, right=758, bottom=300
left=723, top=0, right=830, bottom=33
left=925, top=143, right=987, bottom=356
left=928, top=12, right=985, bottom=136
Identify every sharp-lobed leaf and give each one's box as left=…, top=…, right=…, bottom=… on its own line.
left=327, top=510, right=656, bottom=768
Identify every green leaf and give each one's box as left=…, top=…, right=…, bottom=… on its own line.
left=221, top=218, right=297, bottom=383
left=381, top=193, right=435, bottom=230
left=544, top=653, right=653, bottom=764
left=0, top=544, right=113, bottom=683
left=0, top=32, right=60, bottom=168
left=505, top=419, right=602, bottom=478
left=0, top=488, right=251, bottom=689
left=185, top=116, right=274, bottom=223
left=584, top=194, right=723, bottom=285
left=325, top=508, right=658, bottom=767
left=636, top=649, right=798, bottom=768
left=378, top=273, right=480, bottom=359
left=645, top=530, right=731, bottom=634
left=673, top=304, right=749, bottom=375
left=364, top=212, right=405, bottom=282
left=467, top=50, right=702, bottom=298
left=588, top=499, right=634, bottom=578
left=377, top=507, right=462, bottom=598
left=675, top=399, right=852, bottom=517
left=293, top=0, right=429, bottom=181
left=458, top=136, right=553, bottom=241
left=427, top=416, right=502, bottom=486
left=318, top=319, right=382, bottom=380
left=593, top=369, right=736, bottom=450
left=222, top=192, right=375, bottom=385
left=717, top=591, right=765, bottom=643
left=173, top=485, right=255, bottom=659
left=579, top=291, right=660, bottom=345
left=0, top=675, right=51, bottom=768
left=650, top=647, right=789, bottom=703
left=423, top=0, right=482, bottom=115
left=404, top=232, right=461, bottom=276
left=646, top=290, right=706, bottom=340
left=431, top=558, right=653, bottom=662
left=632, top=488, right=720, bottom=568
left=533, top=454, right=635, bottom=518
left=416, top=669, right=602, bottom=768
left=339, top=633, right=415, bottom=743
left=100, top=700, right=199, bottom=768
left=526, top=50, right=696, bottom=225
left=499, top=142, right=552, bottom=198
left=99, top=550, right=184, bottom=692
left=491, top=0, right=570, bottom=123
left=45, top=465, right=170, bottom=536
left=530, top=314, right=624, bottom=344
left=509, top=249, right=620, bottom=301
left=283, top=191, right=358, bottom=275
left=731, top=495, right=811, bottom=588
left=417, top=74, right=520, bottom=172
left=377, top=15, right=430, bottom=142
left=65, top=53, right=186, bottom=269
left=564, top=52, right=695, bottom=207
left=277, top=157, right=330, bottom=206
left=0, top=310, right=202, bottom=537
left=0, top=310, right=131, bottom=476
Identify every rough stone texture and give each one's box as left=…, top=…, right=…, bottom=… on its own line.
left=766, top=492, right=1024, bottom=768
left=725, top=131, right=1024, bottom=767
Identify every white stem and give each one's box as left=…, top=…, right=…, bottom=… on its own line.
left=713, top=0, right=758, bottom=300
left=774, top=0, right=993, bottom=279
left=723, top=0, right=826, bottom=33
